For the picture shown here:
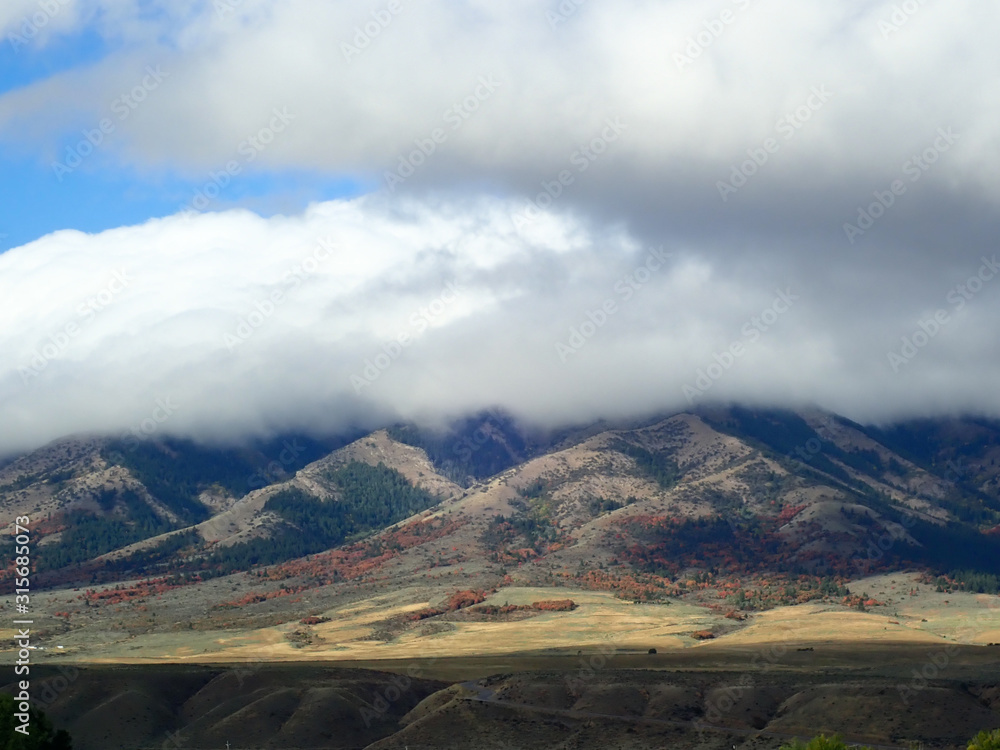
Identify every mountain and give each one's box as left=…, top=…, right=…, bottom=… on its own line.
left=3, top=407, right=1000, bottom=663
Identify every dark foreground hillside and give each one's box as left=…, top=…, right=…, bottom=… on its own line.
left=5, top=647, right=1000, bottom=750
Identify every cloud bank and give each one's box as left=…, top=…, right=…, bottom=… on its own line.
left=2, top=194, right=999, bottom=457
left=1, top=0, right=999, bottom=456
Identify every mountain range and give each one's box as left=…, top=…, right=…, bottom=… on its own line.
left=4, top=406, right=1000, bottom=627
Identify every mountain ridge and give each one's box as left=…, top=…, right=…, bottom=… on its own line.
left=3, top=405, right=1000, bottom=665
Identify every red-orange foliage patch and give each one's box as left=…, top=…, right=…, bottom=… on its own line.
left=777, top=504, right=807, bottom=525
left=260, top=517, right=467, bottom=587
left=532, top=599, right=577, bottom=611
left=82, top=575, right=195, bottom=606
left=217, top=585, right=307, bottom=608
left=406, top=588, right=491, bottom=621
left=469, top=599, right=578, bottom=616
left=32, top=514, right=69, bottom=536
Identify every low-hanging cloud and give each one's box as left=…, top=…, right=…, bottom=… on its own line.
left=2, top=0, right=1000, bottom=457
left=2, top=194, right=999, bottom=458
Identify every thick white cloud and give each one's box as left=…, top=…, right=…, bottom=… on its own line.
left=3, top=0, right=998, bottom=194
left=2, top=1, right=1000, bottom=456
left=2, top=195, right=1000, bottom=458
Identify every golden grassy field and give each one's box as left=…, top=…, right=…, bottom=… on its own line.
left=6, top=574, right=995, bottom=666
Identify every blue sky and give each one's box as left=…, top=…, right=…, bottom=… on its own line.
left=0, top=152, right=366, bottom=251
left=0, top=20, right=366, bottom=252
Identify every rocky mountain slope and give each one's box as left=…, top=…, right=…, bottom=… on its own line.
left=2, top=407, right=1000, bottom=658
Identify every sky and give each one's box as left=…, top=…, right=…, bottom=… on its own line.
left=1, top=0, right=999, bottom=458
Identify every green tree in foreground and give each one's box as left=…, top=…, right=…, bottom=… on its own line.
left=780, top=736, right=868, bottom=750
left=0, top=694, right=72, bottom=749
left=968, top=729, right=1000, bottom=750
left=782, top=730, right=1000, bottom=750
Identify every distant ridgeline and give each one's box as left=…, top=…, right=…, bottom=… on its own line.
left=387, top=409, right=533, bottom=484
left=6, top=407, right=1000, bottom=598
left=102, top=433, right=343, bottom=500
left=699, top=406, right=1000, bottom=526
left=64, top=460, right=443, bottom=581
left=694, top=407, right=1000, bottom=588
left=23, top=434, right=349, bottom=578
left=197, top=461, right=442, bottom=573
